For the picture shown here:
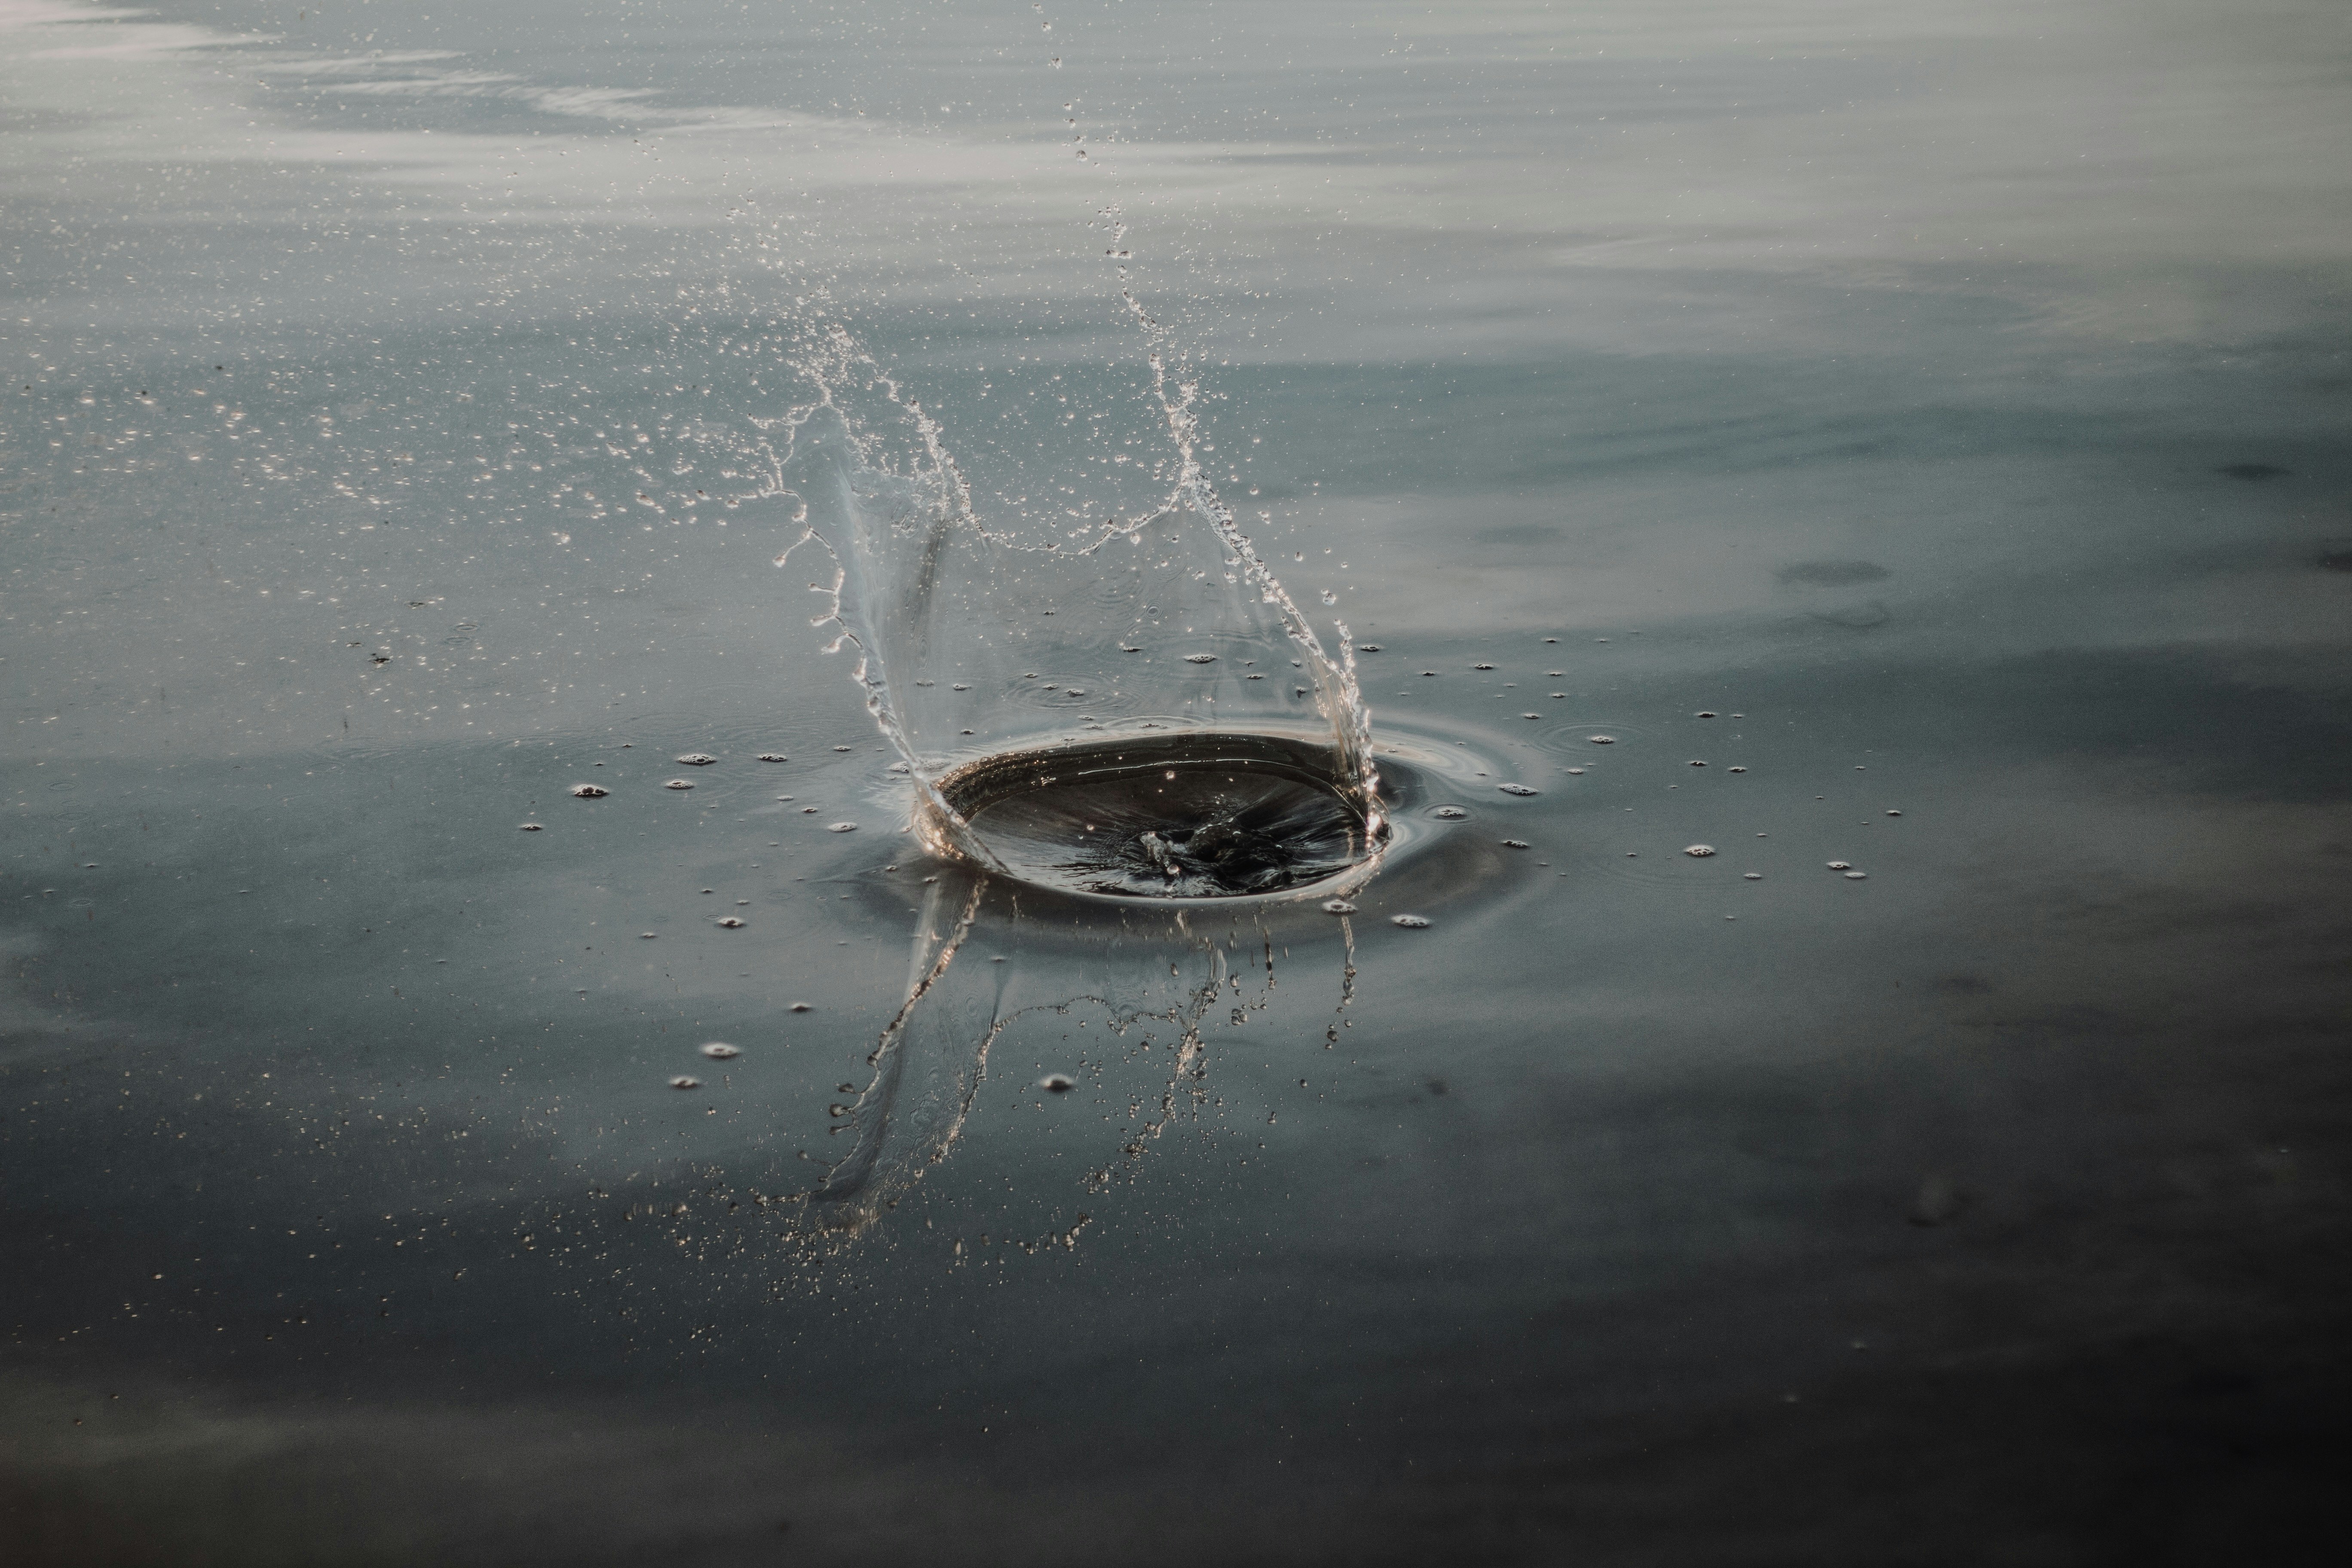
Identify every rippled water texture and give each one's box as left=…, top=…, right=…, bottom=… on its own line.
left=4, top=2, right=2350, bottom=1564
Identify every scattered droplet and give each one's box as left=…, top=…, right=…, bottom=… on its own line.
left=669, top=1076, right=701, bottom=1090
left=1183, top=653, right=1217, bottom=664
left=1429, top=805, right=1468, bottom=820
left=1498, top=784, right=1539, bottom=796
left=717, top=916, right=746, bottom=928
left=1827, top=861, right=1852, bottom=870
left=1684, top=844, right=1716, bottom=858
left=1320, top=899, right=1357, bottom=915
left=1587, top=735, right=1615, bottom=744
left=1040, top=1074, right=1075, bottom=1093
left=1390, top=914, right=1431, bottom=929
left=1844, top=870, right=1868, bottom=880
left=664, top=779, right=694, bottom=790
left=518, top=822, right=543, bottom=832
left=827, top=822, right=858, bottom=833
left=570, top=784, right=608, bottom=798
left=700, top=1043, right=741, bottom=1060
left=757, top=753, right=787, bottom=763
left=1499, top=839, right=1529, bottom=849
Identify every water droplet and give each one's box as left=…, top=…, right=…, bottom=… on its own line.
left=665, top=779, right=694, bottom=790
left=717, top=916, right=746, bottom=928
left=1473, top=663, right=1495, bottom=671
left=1429, top=805, right=1468, bottom=820
left=827, top=822, right=858, bottom=833
left=1885, top=809, right=1902, bottom=817
left=1844, top=870, right=1868, bottom=880
left=1695, top=711, right=1717, bottom=719
left=1827, top=861, right=1851, bottom=870
left=518, top=822, right=543, bottom=832
left=1727, top=766, right=1748, bottom=774
left=1587, top=735, right=1615, bottom=745
left=1687, top=760, right=1708, bottom=768
left=757, top=753, right=787, bottom=763
left=700, top=1042, right=741, bottom=1060
left=789, top=1002, right=812, bottom=1012
left=677, top=753, right=717, bottom=766
left=1184, top=653, right=1217, bottom=664
left=1319, top=590, right=1338, bottom=605
left=640, top=932, right=657, bottom=939
left=1743, top=873, right=1762, bottom=880
left=1390, top=914, right=1431, bottom=929
left=1357, top=643, right=1382, bottom=652
left=1565, top=767, right=1586, bottom=775
left=570, top=784, right=608, bottom=798
left=1040, top=1074, right=1075, bottom=1093
left=1521, top=713, right=1540, bottom=720
left=1498, top=784, right=1538, bottom=796
left=834, top=745, right=854, bottom=753
left=670, top=1076, right=701, bottom=1090
left=1320, top=899, right=1357, bottom=915
left=1684, top=844, right=1716, bottom=857
left=1499, top=839, right=1529, bottom=849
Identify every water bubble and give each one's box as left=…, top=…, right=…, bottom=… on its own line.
left=827, top=822, right=858, bottom=833
left=1321, top=899, right=1357, bottom=915
left=1429, top=805, right=1468, bottom=820
left=518, top=822, right=543, bottom=832
left=1040, top=1074, right=1075, bottom=1093
left=1498, top=784, right=1539, bottom=796
left=699, top=1043, right=741, bottom=1060
left=1390, top=914, right=1431, bottom=929
left=1183, top=653, right=1218, bottom=664
left=1587, top=735, right=1615, bottom=745
left=1499, top=839, right=1529, bottom=849
left=1827, top=861, right=1851, bottom=870
left=670, top=1076, right=701, bottom=1090
left=1684, top=844, right=1716, bottom=857
left=570, top=784, right=608, bottom=798
left=757, top=753, right=787, bottom=763
left=665, top=779, right=694, bottom=790
left=717, top=916, right=746, bottom=928
left=677, top=754, right=717, bottom=766
left=1844, top=871, right=1868, bottom=880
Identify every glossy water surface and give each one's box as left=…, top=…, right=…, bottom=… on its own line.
left=4, top=2, right=2349, bottom=1563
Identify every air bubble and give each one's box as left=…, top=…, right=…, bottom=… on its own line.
left=1827, top=861, right=1851, bottom=870
left=570, top=784, right=608, bottom=799
left=677, top=753, right=717, bottom=766
left=1886, top=809, right=1902, bottom=817
left=1499, top=839, right=1529, bottom=849
left=827, top=822, right=858, bottom=833
left=699, top=1043, right=741, bottom=1060
left=1743, top=873, right=1762, bottom=880
left=1684, top=844, right=1716, bottom=858
left=1357, top=643, right=1382, bottom=652
left=1390, top=914, right=1431, bottom=929
left=1727, top=766, right=1748, bottom=774
left=1695, top=711, right=1717, bottom=719
left=1040, top=1074, right=1075, bottom=1093
left=1498, top=784, right=1538, bottom=796
left=665, top=779, right=694, bottom=790
left=518, top=822, right=543, bottom=832
left=757, top=753, right=787, bottom=763
left=1688, top=760, right=1708, bottom=768
left=1320, top=591, right=1338, bottom=605
left=1321, top=899, right=1357, bottom=915
left=1565, top=767, right=1585, bottom=775
left=717, top=916, right=746, bottom=928
left=670, top=1076, right=701, bottom=1090
left=1473, top=663, right=1495, bottom=671
left=1844, top=870, right=1868, bottom=880
left=1184, top=653, right=1218, bottom=664
left=789, top=1002, right=812, bottom=1013
left=1429, top=805, right=1468, bottom=820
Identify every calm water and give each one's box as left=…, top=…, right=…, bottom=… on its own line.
left=5, top=2, right=2349, bottom=1562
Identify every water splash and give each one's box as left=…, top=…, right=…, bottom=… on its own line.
left=763, top=263, right=1381, bottom=898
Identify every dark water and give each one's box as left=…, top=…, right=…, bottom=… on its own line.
left=5, top=2, right=2351, bottom=1564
